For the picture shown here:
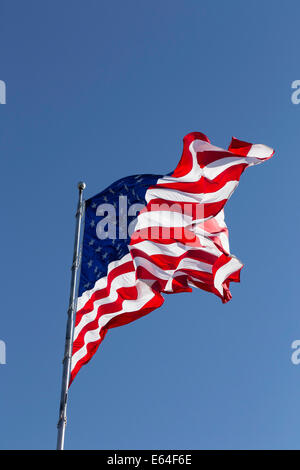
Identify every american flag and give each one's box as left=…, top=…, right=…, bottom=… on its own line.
left=70, top=131, right=274, bottom=384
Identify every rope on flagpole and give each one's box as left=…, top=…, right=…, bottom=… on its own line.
left=56, top=181, right=86, bottom=450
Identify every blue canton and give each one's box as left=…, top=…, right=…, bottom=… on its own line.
left=78, top=174, right=161, bottom=296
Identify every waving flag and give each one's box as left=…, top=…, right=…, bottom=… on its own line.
left=70, top=131, right=274, bottom=384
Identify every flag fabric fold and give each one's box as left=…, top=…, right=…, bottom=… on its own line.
left=70, top=131, right=274, bottom=384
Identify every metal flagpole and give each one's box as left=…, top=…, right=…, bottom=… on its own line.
left=56, top=181, right=86, bottom=450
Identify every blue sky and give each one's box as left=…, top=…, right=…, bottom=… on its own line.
left=1, top=0, right=300, bottom=450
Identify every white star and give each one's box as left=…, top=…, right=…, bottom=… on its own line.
left=90, top=220, right=95, bottom=227
left=89, top=239, right=95, bottom=246
left=88, top=260, right=93, bottom=268
left=95, top=246, right=101, bottom=252
left=91, top=202, right=97, bottom=209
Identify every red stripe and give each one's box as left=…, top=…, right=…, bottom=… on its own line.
left=171, top=132, right=210, bottom=178
left=228, top=137, right=252, bottom=156
left=149, top=163, right=247, bottom=194
left=131, top=246, right=217, bottom=271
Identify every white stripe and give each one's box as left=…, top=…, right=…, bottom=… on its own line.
left=213, top=209, right=227, bottom=228
left=132, top=238, right=222, bottom=261
left=246, top=143, right=273, bottom=159
left=131, top=240, right=189, bottom=257
left=204, top=156, right=247, bottom=179
left=135, top=210, right=193, bottom=230
left=218, top=232, right=230, bottom=254
left=133, top=256, right=174, bottom=279
left=214, top=257, right=243, bottom=296
left=146, top=180, right=239, bottom=205
left=175, top=256, right=213, bottom=273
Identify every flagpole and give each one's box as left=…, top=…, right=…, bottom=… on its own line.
left=56, top=181, right=86, bottom=450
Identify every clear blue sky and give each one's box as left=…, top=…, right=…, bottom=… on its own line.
left=1, top=0, right=299, bottom=450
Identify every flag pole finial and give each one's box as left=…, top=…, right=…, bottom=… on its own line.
left=78, top=181, right=86, bottom=191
